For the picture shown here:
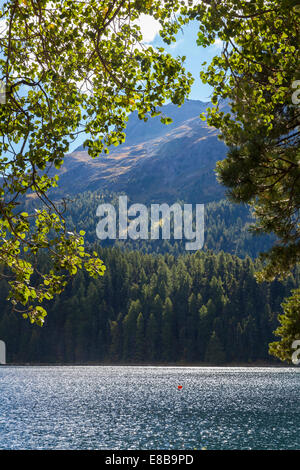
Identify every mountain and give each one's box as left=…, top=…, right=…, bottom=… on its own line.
left=54, top=100, right=228, bottom=204
left=23, top=98, right=275, bottom=260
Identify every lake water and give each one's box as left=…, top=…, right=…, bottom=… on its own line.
left=0, top=366, right=299, bottom=450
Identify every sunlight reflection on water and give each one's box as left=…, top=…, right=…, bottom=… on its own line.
left=0, top=366, right=299, bottom=450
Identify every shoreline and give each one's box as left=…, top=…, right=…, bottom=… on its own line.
left=0, top=361, right=295, bottom=368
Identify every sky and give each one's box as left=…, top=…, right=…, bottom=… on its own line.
left=138, top=14, right=222, bottom=102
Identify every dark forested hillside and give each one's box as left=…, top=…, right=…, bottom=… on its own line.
left=0, top=248, right=298, bottom=364
left=24, top=190, right=274, bottom=259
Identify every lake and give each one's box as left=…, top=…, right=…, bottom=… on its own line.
left=0, top=366, right=299, bottom=450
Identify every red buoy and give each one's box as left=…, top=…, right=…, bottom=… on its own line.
left=178, top=385, right=183, bottom=390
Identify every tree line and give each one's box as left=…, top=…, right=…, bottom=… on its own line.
left=0, top=247, right=298, bottom=364
left=24, top=191, right=274, bottom=259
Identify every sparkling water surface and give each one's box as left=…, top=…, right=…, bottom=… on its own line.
left=0, top=366, right=299, bottom=450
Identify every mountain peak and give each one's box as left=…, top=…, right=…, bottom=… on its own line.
left=55, top=99, right=226, bottom=204
left=75, top=99, right=210, bottom=152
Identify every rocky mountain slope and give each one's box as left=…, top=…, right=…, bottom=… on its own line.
left=54, top=100, right=228, bottom=204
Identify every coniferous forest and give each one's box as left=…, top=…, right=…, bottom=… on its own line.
left=0, top=245, right=298, bottom=364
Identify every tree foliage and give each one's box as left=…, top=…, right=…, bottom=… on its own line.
left=0, top=0, right=193, bottom=324
left=179, top=0, right=300, bottom=282
left=269, top=288, right=300, bottom=362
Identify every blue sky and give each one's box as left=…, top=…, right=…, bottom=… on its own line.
left=139, top=15, right=221, bottom=102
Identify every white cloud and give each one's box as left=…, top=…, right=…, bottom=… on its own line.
left=213, top=38, right=223, bottom=49
left=136, top=14, right=161, bottom=44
